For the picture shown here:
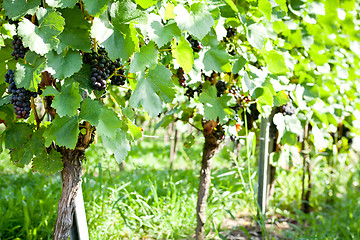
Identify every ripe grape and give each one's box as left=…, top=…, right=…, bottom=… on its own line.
left=215, top=80, right=227, bottom=97
left=177, top=68, right=188, bottom=87
left=11, top=35, right=29, bottom=60
left=226, top=27, right=236, bottom=38
left=4, top=69, right=40, bottom=119
left=187, top=36, right=203, bottom=53
left=83, top=47, right=126, bottom=90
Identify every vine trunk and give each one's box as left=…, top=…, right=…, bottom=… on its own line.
left=196, top=121, right=222, bottom=240
left=53, top=149, right=84, bottom=240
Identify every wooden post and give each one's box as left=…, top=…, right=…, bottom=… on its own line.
left=257, top=117, right=270, bottom=216
left=70, top=185, right=89, bottom=240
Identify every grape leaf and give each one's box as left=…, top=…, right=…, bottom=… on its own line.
left=10, top=128, right=46, bottom=167
left=232, top=56, right=247, bottom=74
left=3, top=0, right=40, bottom=19
left=46, top=50, right=82, bottom=79
left=43, top=81, right=82, bottom=117
left=145, top=20, right=181, bottom=48
left=172, top=36, right=194, bottom=74
left=203, top=47, right=231, bottom=73
left=146, top=65, right=175, bottom=103
left=126, top=118, right=142, bottom=141
left=96, top=107, right=123, bottom=139
left=258, top=0, right=272, bottom=21
left=44, top=115, right=79, bottom=149
left=199, top=83, right=230, bottom=124
left=261, top=50, right=288, bottom=74
left=174, top=4, right=214, bottom=40
left=91, top=15, right=135, bottom=60
left=14, top=61, right=45, bottom=92
left=45, top=0, right=77, bottom=8
left=110, top=0, right=147, bottom=29
left=129, top=42, right=158, bottom=73
left=32, top=149, right=63, bottom=175
left=79, top=98, right=103, bottom=126
left=56, top=8, right=91, bottom=53
left=0, top=104, right=16, bottom=126
left=247, top=23, right=267, bottom=50
left=4, top=123, right=33, bottom=149
left=129, top=71, right=163, bottom=118
left=135, top=0, right=156, bottom=9
left=101, top=128, right=130, bottom=163
left=18, top=9, right=65, bottom=55
left=82, top=0, right=108, bottom=16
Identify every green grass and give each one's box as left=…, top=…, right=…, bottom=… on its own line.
left=0, top=136, right=359, bottom=239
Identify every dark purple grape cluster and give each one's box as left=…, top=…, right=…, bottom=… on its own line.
left=110, top=59, right=126, bottom=86
left=215, top=80, right=227, bottom=97
left=11, top=35, right=29, bottom=60
left=4, top=70, right=40, bottom=119
left=185, top=84, right=202, bottom=99
left=226, top=27, right=236, bottom=38
left=280, top=101, right=296, bottom=116
left=187, top=36, right=203, bottom=53
left=83, top=47, right=126, bottom=90
left=176, top=68, right=188, bottom=87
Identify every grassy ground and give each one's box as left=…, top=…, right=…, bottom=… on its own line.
left=0, top=132, right=359, bottom=239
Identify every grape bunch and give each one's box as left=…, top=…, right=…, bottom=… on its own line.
left=176, top=68, right=188, bottom=87
left=226, top=27, right=236, bottom=38
left=4, top=70, right=40, bottom=119
left=280, top=101, right=296, bottom=116
left=215, top=80, right=227, bottom=97
left=110, top=59, right=126, bottom=86
left=187, top=36, right=203, bottom=53
left=83, top=47, right=126, bottom=90
left=185, top=84, right=202, bottom=99
left=11, top=35, right=29, bottom=60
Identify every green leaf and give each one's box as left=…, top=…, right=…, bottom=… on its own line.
left=10, top=128, right=46, bottom=167
left=91, top=15, right=134, bottom=60
left=32, top=149, right=63, bottom=175
left=45, top=115, right=79, bottom=149
left=43, top=81, right=82, bottom=117
left=146, top=21, right=181, bottom=48
left=261, top=50, right=288, bottom=74
left=18, top=9, right=65, bottom=55
left=247, top=23, right=267, bottom=50
left=3, top=0, right=40, bottom=19
left=199, top=83, right=230, bottom=123
left=165, top=3, right=175, bottom=20
left=273, top=90, right=289, bottom=106
left=56, top=8, right=91, bottom=53
left=203, top=47, right=231, bottom=73
left=110, top=0, right=146, bottom=28
left=232, top=56, right=247, bottom=74
left=0, top=104, right=16, bottom=126
left=96, top=107, right=123, bottom=139
left=135, top=0, right=156, bottom=9
left=45, top=0, right=77, bottom=8
left=129, top=42, right=158, bottom=73
left=82, top=0, right=108, bottom=16
left=275, top=0, right=288, bottom=12
left=126, top=118, right=142, bottom=141
left=79, top=98, right=102, bottom=126
left=258, top=0, right=272, bottom=21
left=15, top=60, right=46, bottom=92
left=5, top=123, right=33, bottom=149
left=174, top=4, right=214, bottom=40
left=253, top=87, right=273, bottom=106
left=146, top=65, right=175, bottom=103
left=129, top=71, right=163, bottom=118
left=46, top=50, right=82, bottom=79
left=172, top=36, right=194, bottom=74
left=101, top=129, right=129, bottom=163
